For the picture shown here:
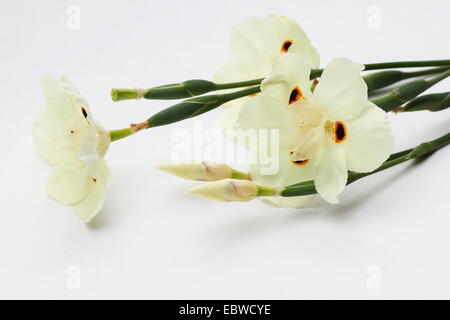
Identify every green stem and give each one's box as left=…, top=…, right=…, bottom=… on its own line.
left=311, top=59, right=450, bottom=78
left=399, top=92, right=450, bottom=112
left=108, top=86, right=260, bottom=142
left=231, top=169, right=250, bottom=180
left=364, top=67, right=450, bottom=91
left=109, top=61, right=450, bottom=143
left=405, top=66, right=450, bottom=78
left=109, top=68, right=449, bottom=143
left=145, top=86, right=260, bottom=128
left=364, top=60, right=450, bottom=70
left=110, top=128, right=134, bottom=142
left=112, top=60, right=450, bottom=101
left=371, top=70, right=450, bottom=112
left=280, top=132, right=450, bottom=197
left=257, top=185, right=277, bottom=197
left=214, top=78, right=264, bottom=90
left=111, top=79, right=263, bottom=101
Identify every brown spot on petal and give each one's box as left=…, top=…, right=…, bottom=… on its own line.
left=289, top=151, right=309, bottom=166
left=289, top=86, right=303, bottom=105
left=281, top=40, right=293, bottom=53
left=92, top=178, right=97, bottom=183
left=311, top=79, right=319, bottom=92
left=291, top=159, right=309, bottom=166
left=333, top=121, right=347, bottom=143
left=81, top=107, right=88, bottom=118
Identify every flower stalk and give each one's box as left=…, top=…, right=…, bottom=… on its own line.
left=108, top=62, right=450, bottom=143
left=157, top=162, right=249, bottom=181
left=145, top=86, right=260, bottom=128
left=280, top=131, right=450, bottom=197
left=109, top=128, right=134, bottom=142
left=311, top=59, right=450, bottom=78
left=107, top=86, right=260, bottom=142
left=364, top=67, right=450, bottom=91
left=396, top=92, right=450, bottom=112
left=112, top=60, right=450, bottom=102
left=371, top=70, right=450, bottom=112
left=111, top=79, right=263, bottom=101
left=159, top=132, right=450, bottom=202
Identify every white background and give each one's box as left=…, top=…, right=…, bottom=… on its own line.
left=0, top=0, right=449, bottom=299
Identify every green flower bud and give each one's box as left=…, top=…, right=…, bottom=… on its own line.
left=146, top=86, right=260, bottom=128
left=371, top=70, right=450, bottom=112
left=400, top=92, right=450, bottom=112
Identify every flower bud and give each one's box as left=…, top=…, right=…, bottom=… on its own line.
left=111, top=80, right=215, bottom=101
left=187, top=179, right=267, bottom=202
left=363, top=70, right=405, bottom=91
left=146, top=86, right=260, bottom=128
left=157, top=162, right=235, bottom=181
left=372, top=70, right=450, bottom=112
left=400, top=92, right=450, bottom=112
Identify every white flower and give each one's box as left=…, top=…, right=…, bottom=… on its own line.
left=235, top=54, right=395, bottom=206
left=214, top=14, right=320, bottom=130
left=33, top=76, right=111, bottom=222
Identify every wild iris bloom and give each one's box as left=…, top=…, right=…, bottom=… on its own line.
left=234, top=54, right=394, bottom=206
left=33, top=76, right=111, bottom=222
left=214, top=14, right=320, bottom=130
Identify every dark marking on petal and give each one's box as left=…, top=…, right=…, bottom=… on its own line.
left=333, top=121, right=347, bottom=143
left=81, top=107, right=88, bottom=119
left=70, top=130, right=75, bottom=134
left=92, top=178, right=97, bottom=183
left=289, top=86, right=303, bottom=105
left=281, top=40, right=293, bottom=53
left=289, top=151, right=309, bottom=166
left=291, top=159, right=309, bottom=166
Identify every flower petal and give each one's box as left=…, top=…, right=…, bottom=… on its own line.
left=229, top=15, right=319, bottom=69
left=234, top=95, right=298, bottom=154
left=313, top=58, right=367, bottom=120
left=33, top=110, right=88, bottom=165
left=265, top=14, right=320, bottom=68
left=213, top=62, right=258, bottom=130
left=47, top=162, right=92, bottom=205
left=72, top=159, right=111, bottom=223
left=39, top=76, right=78, bottom=121
left=58, top=76, right=90, bottom=113
left=314, top=146, right=347, bottom=204
left=221, top=103, right=244, bottom=132
left=213, top=60, right=258, bottom=84
left=250, top=151, right=316, bottom=186
left=262, top=195, right=316, bottom=208
left=250, top=151, right=316, bottom=208
left=216, top=15, right=320, bottom=130
left=34, top=76, right=96, bottom=165
left=229, top=17, right=275, bottom=68
left=39, top=76, right=91, bottom=121
left=261, top=53, right=313, bottom=103
left=344, top=102, right=394, bottom=172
